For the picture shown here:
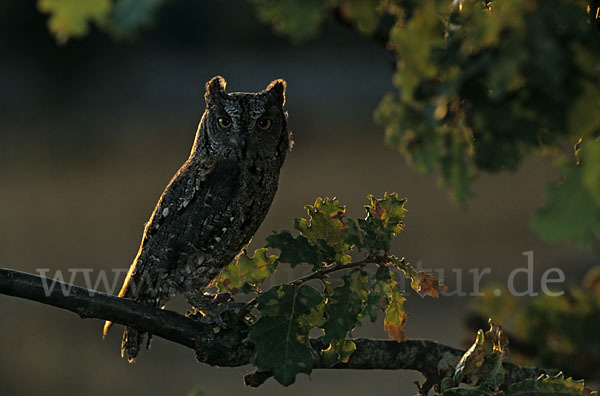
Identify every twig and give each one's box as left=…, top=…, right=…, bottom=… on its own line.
left=291, top=256, right=384, bottom=285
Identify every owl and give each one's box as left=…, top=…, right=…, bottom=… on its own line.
left=103, top=76, right=290, bottom=361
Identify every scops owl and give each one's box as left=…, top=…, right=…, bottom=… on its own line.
left=103, top=76, right=290, bottom=361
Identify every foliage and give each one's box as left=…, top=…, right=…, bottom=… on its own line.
left=256, top=0, right=600, bottom=244
left=377, top=0, right=600, bottom=234
left=37, top=0, right=112, bottom=43
left=216, top=194, right=444, bottom=385
left=36, top=0, right=168, bottom=42
left=533, top=140, right=600, bottom=244
left=251, top=0, right=331, bottom=41
left=246, top=0, right=600, bottom=240
left=440, top=320, right=595, bottom=396
left=473, top=271, right=600, bottom=381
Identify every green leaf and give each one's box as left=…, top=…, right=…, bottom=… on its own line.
left=454, top=329, right=486, bottom=385
left=445, top=321, right=509, bottom=392
left=37, top=0, right=112, bottom=43
left=320, top=269, right=369, bottom=366
left=266, top=230, right=334, bottom=270
left=533, top=148, right=600, bottom=245
left=581, top=140, right=600, bottom=205
left=375, top=0, right=600, bottom=205
left=339, top=0, right=382, bottom=34
left=252, top=0, right=331, bottom=41
left=389, top=256, right=419, bottom=293
left=364, top=265, right=394, bottom=322
left=347, top=193, right=407, bottom=254
left=295, top=197, right=352, bottom=265
left=320, top=339, right=356, bottom=367
left=248, top=284, right=325, bottom=386
left=479, top=354, right=506, bottom=392
left=505, top=372, right=590, bottom=396
left=217, top=248, right=278, bottom=293
left=567, top=43, right=600, bottom=137
left=388, top=1, right=446, bottom=102
left=441, top=387, right=495, bottom=396
left=321, top=268, right=368, bottom=344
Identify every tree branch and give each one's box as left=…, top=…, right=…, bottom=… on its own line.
left=0, top=267, right=555, bottom=390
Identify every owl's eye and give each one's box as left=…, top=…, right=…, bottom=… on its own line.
left=217, top=117, right=232, bottom=129
left=257, top=118, right=272, bottom=130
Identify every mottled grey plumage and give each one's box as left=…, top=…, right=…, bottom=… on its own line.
left=103, top=76, right=290, bottom=361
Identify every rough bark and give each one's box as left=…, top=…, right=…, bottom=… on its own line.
left=0, top=267, right=554, bottom=391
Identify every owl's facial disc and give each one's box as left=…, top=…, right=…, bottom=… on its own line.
left=201, top=76, right=287, bottom=161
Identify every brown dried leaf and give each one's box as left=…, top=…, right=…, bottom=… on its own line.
left=417, top=271, right=447, bottom=298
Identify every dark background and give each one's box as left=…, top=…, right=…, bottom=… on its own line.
left=0, top=1, right=595, bottom=395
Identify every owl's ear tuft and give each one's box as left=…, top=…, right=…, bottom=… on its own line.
left=265, top=79, right=286, bottom=106
left=205, top=76, right=227, bottom=104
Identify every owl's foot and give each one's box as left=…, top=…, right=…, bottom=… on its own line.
left=185, top=292, right=236, bottom=327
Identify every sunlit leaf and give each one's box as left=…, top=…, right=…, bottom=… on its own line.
left=444, top=320, right=509, bottom=392
left=295, top=197, right=352, bottom=265
left=38, top=0, right=112, bottom=43
left=389, top=256, right=419, bottom=293
left=217, top=248, right=278, bottom=293
left=485, top=319, right=509, bottom=359
left=505, top=372, right=592, bottom=396
left=348, top=193, right=407, bottom=254
left=383, top=288, right=407, bottom=342
left=454, top=329, right=487, bottom=385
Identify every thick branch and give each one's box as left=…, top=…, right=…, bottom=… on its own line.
left=0, top=268, right=554, bottom=389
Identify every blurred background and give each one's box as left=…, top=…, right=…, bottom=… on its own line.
left=0, top=1, right=596, bottom=395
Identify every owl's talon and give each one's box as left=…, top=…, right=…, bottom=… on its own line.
left=186, top=292, right=237, bottom=327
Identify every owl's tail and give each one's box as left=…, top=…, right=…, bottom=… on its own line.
left=102, top=260, right=137, bottom=338
left=121, top=327, right=146, bottom=362
left=102, top=260, right=150, bottom=362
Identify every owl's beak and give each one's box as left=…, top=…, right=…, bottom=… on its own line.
left=231, top=135, right=247, bottom=159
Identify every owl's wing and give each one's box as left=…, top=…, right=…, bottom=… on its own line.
left=146, top=156, right=217, bottom=235
left=103, top=156, right=216, bottom=338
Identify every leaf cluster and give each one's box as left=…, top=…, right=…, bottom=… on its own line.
left=36, top=0, right=167, bottom=43
left=474, top=267, right=600, bottom=382
left=251, top=0, right=600, bottom=243
left=440, top=319, right=595, bottom=396
left=215, top=194, right=444, bottom=385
